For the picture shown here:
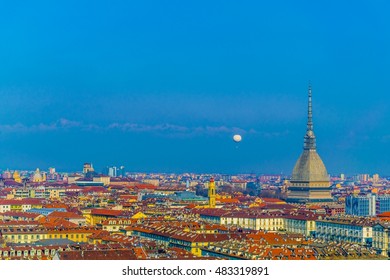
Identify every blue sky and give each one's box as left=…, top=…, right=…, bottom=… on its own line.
left=0, top=1, right=390, bottom=175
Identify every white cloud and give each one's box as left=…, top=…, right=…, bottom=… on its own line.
left=0, top=119, right=295, bottom=139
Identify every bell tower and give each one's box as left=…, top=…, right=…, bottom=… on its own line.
left=208, top=178, right=216, bottom=208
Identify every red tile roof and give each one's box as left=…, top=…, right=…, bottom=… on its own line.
left=0, top=211, right=41, bottom=219
left=377, top=211, right=390, bottom=217
left=134, top=184, right=157, bottom=190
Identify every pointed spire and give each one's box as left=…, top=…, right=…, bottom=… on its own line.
left=304, top=83, right=316, bottom=150
left=307, top=83, right=313, bottom=132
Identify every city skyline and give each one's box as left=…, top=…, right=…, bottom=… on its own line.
left=1, top=1, right=390, bottom=174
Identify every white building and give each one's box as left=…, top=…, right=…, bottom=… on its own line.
left=372, top=223, right=390, bottom=257
left=316, top=217, right=374, bottom=245
left=284, top=212, right=318, bottom=237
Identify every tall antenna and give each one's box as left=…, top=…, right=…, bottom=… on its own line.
left=307, top=83, right=313, bottom=132
left=304, top=83, right=316, bottom=150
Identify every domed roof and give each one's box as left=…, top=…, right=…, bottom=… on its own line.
left=33, top=168, right=42, bottom=182
left=292, top=149, right=329, bottom=182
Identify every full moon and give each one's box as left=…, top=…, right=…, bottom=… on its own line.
left=233, top=134, right=242, bottom=143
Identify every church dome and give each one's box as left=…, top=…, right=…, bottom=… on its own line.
left=291, top=149, right=329, bottom=182
left=33, top=168, right=42, bottom=182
